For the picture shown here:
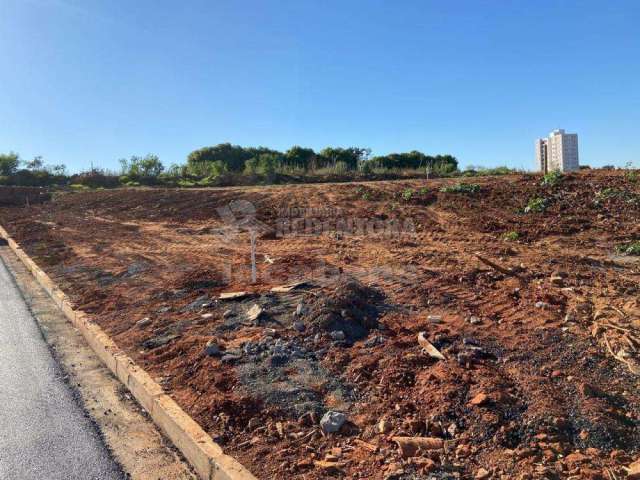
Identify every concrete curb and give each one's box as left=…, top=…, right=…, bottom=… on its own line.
left=0, top=225, right=257, bottom=480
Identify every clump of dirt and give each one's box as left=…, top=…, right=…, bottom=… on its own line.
left=172, top=268, right=225, bottom=291
left=301, top=278, right=384, bottom=340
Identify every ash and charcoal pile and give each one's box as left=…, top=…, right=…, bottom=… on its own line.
left=297, top=278, right=384, bottom=343
left=233, top=278, right=385, bottom=419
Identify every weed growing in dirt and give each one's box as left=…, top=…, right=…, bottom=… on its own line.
left=440, top=183, right=480, bottom=194
left=69, top=184, right=92, bottom=191
left=617, top=241, right=640, bottom=255
left=541, top=171, right=563, bottom=186
left=402, top=188, right=414, bottom=201
left=594, top=187, right=640, bottom=206
left=355, top=185, right=374, bottom=201
left=503, top=231, right=520, bottom=241
left=524, top=197, right=549, bottom=213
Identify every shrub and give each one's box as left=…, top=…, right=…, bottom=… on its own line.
left=71, top=170, right=120, bottom=188
left=503, top=231, right=520, bottom=241
left=524, top=197, right=549, bottom=213
left=541, top=171, right=563, bottom=186
left=0, top=152, right=20, bottom=176
left=617, top=241, right=640, bottom=256
left=440, top=183, right=481, bottom=194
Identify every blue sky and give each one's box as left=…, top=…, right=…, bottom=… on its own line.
left=1, top=0, right=639, bottom=172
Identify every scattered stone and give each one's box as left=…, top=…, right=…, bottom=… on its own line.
left=221, top=353, right=242, bottom=363
left=313, top=460, right=345, bottom=473
left=364, top=335, right=385, bottom=348
left=320, top=411, right=347, bottom=433
left=428, top=315, right=443, bottom=324
left=535, top=301, right=547, bottom=309
left=201, top=313, right=214, bottom=319
left=222, top=309, right=234, bottom=318
left=293, top=320, right=306, bottom=332
left=391, top=436, right=444, bottom=458
left=468, top=316, right=482, bottom=325
left=136, top=317, right=152, bottom=328
left=475, top=468, right=491, bottom=479
left=219, top=291, right=248, bottom=301
left=565, top=452, right=589, bottom=466
left=182, top=294, right=211, bottom=312
left=142, top=333, right=178, bottom=350
left=205, top=340, right=222, bottom=357
left=469, top=392, right=489, bottom=406
left=378, top=418, right=392, bottom=434
left=551, top=275, right=565, bottom=287
left=295, top=302, right=306, bottom=317
left=330, top=330, right=346, bottom=341
left=626, top=459, right=640, bottom=480
left=246, top=304, right=263, bottom=322
left=457, top=351, right=477, bottom=367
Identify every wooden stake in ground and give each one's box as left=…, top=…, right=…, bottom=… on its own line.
left=250, top=229, right=257, bottom=284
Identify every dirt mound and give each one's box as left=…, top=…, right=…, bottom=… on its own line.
left=301, top=278, right=383, bottom=340
left=171, top=268, right=225, bottom=291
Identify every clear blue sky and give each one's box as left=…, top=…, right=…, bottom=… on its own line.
left=1, top=0, right=639, bottom=172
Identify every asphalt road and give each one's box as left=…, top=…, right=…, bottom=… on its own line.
left=0, top=256, right=124, bottom=480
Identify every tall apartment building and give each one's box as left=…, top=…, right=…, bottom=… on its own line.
left=535, top=129, right=579, bottom=173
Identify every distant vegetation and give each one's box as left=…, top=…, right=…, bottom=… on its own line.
left=0, top=143, right=531, bottom=189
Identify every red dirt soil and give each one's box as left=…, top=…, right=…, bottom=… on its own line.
left=2, top=170, right=640, bottom=480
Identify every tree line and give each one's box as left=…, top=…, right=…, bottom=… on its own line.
left=185, top=144, right=458, bottom=176
left=0, top=144, right=459, bottom=187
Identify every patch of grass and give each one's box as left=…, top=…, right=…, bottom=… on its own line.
left=596, top=187, right=623, bottom=200
left=440, top=183, right=481, bottom=194
left=524, top=197, right=549, bottom=213
left=594, top=187, right=640, bottom=206
left=502, top=231, right=520, bottom=241
left=617, top=241, right=640, bottom=256
left=541, top=171, right=563, bottom=186
left=625, top=170, right=639, bottom=183
left=355, top=186, right=373, bottom=201
left=402, top=188, right=414, bottom=201
left=69, top=184, right=91, bottom=191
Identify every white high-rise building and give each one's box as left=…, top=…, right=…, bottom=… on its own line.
left=535, top=129, right=579, bottom=173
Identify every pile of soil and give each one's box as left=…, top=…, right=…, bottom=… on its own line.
left=301, top=278, right=384, bottom=340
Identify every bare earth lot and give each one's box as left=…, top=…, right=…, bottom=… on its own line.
left=2, top=170, right=640, bottom=479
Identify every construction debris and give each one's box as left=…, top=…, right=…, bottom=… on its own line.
left=417, top=332, right=445, bottom=360
left=219, top=291, right=248, bottom=300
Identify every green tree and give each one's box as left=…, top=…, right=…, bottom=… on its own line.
left=119, top=154, right=164, bottom=180
left=187, top=143, right=253, bottom=173
left=0, top=152, right=21, bottom=176
left=25, top=155, right=45, bottom=171
left=318, top=147, right=370, bottom=170
left=284, top=146, right=316, bottom=170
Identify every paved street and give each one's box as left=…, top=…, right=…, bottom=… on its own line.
left=0, top=255, right=124, bottom=480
